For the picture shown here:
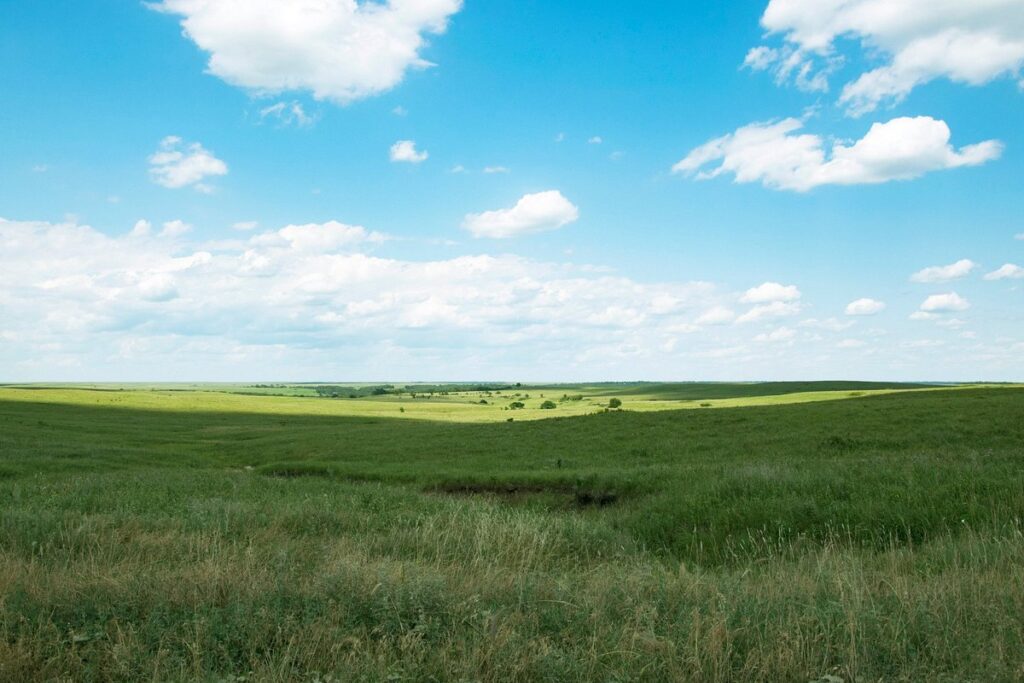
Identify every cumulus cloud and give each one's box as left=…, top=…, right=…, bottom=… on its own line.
left=910, top=259, right=977, bottom=283
left=748, top=0, right=1024, bottom=115
left=148, top=136, right=228, bottom=191
left=150, top=0, right=463, bottom=105
left=741, top=281, right=801, bottom=304
left=845, top=298, right=886, bottom=315
left=673, top=116, right=1001, bottom=192
left=920, top=292, right=970, bottom=313
left=130, top=220, right=153, bottom=238
left=984, top=263, right=1024, bottom=280
left=390, top=140, right=428, bottom=163
left=463, top=191, right=579, bottom=239
left=1016, top=233, right=1024, bottom=241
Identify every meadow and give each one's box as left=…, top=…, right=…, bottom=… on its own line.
left=1, top=382, right=1023, bottom=682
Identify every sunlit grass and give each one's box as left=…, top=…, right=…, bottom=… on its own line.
left=2, top=384, right=1023, bottom=681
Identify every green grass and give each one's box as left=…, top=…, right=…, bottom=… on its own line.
left=1, top=384, right=1023, bottom=681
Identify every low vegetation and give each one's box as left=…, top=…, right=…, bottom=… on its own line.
left=1, top=383, right=1022, bottom=681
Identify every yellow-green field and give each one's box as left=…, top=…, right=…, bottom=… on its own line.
left=0, top=382, right=1007, bottom=423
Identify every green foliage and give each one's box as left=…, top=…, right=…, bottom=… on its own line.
left=539, top=400, right=557, bottom=409
left=608, top=397, right=622, bottom=409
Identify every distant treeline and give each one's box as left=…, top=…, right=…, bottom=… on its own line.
left=300, top=383, right=518, bottom=398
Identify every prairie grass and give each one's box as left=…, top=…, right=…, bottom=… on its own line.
left=1, top=386, right=1023, bottom=681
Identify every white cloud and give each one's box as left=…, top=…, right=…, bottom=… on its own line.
left=148, top=136, right=228, bottom=191
left=130, top=220, right=153, bottom=238
left=845, top=298, right=886, bottom=315
left=160, top=220, right=192, bottom=238
left=483, top=166, right=509, bottom=174
left=251, top=220, right=388, bottom=251
left=463, top=191, right=579, bottom=239
left=390, top=140, right=428, bottom=164
left=138, top=273, right=180, bottom=302
left=910, top=259, right=977, bottom=283
left=259, top=101, right=314, bottom=127
left=1015, top=233, right=1024, bottom=241
left=150, top=0, right=463, bottom=105
left=909, top=311, right=939, bottom=321
left=232, top=221, right=259, bottom=232
left=392, top=106, right=408, bottom=117
left=837, top=338, right=867, bottom=349
left=749, top=0, right=1024, bottom=115
left=736, top=300, right=802, bottom=323
left=696, top=306, right=736, bottom=325
left=754, top=326, right=796, bottom=343
left=588, top=136, right=603, bottom=144
left=674, top=116, right=1002, bottom=192
left=920, top=292, right=970, bottom=313
left=984, top=263, right=1024, bottom=280
left=741, top=281, right=801, bottom=304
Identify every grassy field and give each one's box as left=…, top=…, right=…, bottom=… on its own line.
left=0, top=380, right=975, bottom=424
left=2, top=383, right=1023, bottom=681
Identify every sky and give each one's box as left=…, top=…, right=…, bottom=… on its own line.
left=1, top=0, right=1022, bottom=382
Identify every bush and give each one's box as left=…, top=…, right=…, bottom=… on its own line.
left=608, top=398, right=622, bottom=409
left=540, top=400, right=557, bottom=410
left=509, top=401, right=525, bottom=410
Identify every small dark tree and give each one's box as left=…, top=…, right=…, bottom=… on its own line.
left=608, top=398, right=622, bottom=409
left=540, top=400, right=557, bottom=409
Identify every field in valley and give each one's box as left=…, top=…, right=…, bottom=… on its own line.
left=1, top=382, right=1023, bottom=681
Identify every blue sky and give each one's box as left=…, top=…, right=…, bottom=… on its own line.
left=1, top=0, right=1022, bottom=381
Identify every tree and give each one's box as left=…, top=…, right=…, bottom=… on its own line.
left=540, top=400, right=557, bottom=409
left=608, top=398, right=622, bottom=409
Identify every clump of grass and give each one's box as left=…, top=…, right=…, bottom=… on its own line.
left=256, top=462, right=335, bottom=478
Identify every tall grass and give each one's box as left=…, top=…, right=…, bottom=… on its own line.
left=2, top=387, right=1023, bottom=680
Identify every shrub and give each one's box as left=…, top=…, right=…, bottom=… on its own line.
left=540, top=400, right=557, bottom=409
left=509, top=401, right=525, bottom=409
left=608, top=398, right=622, bottom=409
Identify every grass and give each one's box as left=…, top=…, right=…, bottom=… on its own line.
left=1, top=383, right=1023, bottom=681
